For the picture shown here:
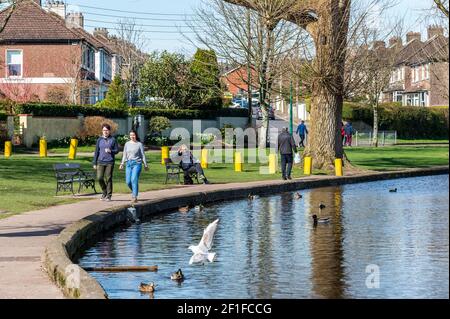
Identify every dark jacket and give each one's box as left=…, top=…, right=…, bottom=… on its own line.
left=296, top=123, right=308, bottom=136
left=178, top=150, right=199, bottom=170
left=344, top=123, right=354, bottom=135
left=93, top=136, right=119, bottom=165
left=278, top=131, right=297, bottom=155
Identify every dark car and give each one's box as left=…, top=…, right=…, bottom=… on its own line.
left=257, top=106, right=275, bottom=120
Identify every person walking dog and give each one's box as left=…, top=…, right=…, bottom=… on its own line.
left=93, top=124, right=119, bottom=201
left=278, top=127, right=297, bottom=180
left=119, top=130, right=148, bottom=203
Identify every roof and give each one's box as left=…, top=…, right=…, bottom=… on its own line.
left=395, top=35, right=449, bottom=66
left=0, top=0, right=82, bottom=43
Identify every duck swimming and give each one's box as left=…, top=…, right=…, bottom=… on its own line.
left=294, top=193, right=303, bottom=200
left=139, top=282, right=156, bottom=293
left=248, top=194, right=258, bottom=200
left=171, top=269, right=184, bottom=281
left=389, top=188, right=397, bottom=193
left=312, top=214, right=330, bottom=225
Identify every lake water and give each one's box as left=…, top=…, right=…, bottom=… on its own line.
left=78, top=175, right=449, bottom=299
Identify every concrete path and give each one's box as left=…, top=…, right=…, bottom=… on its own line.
left=0, top=175, right=333, bottom=299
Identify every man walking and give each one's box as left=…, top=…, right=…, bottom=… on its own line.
left=278, top=127, right=297, bottom=180
left=93, top=124, right=119, bottom=201
left=296, top=120, right=308, bottom=148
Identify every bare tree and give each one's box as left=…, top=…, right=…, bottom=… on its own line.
left=189, top=0, right=308, bottom=147
left=0, top=0, right=18, bottom=34
left=434, top=0, right=449, bottom=18
left=113, top=19, right=147, bottom=106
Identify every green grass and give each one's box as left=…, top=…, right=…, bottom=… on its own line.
left=0, top=146, right=448, bottom=216
left=48, top=145, right=96, bottom=154
left=396, top=139, right=449, bottom=145
left=345, top=146, right=449, bottom=171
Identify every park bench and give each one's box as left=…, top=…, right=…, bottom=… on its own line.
left=53, top=163, right=97, bottom=195
left=163, top=158, right=199, bottom=185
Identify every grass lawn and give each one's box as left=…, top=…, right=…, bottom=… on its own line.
left=0, top=145, right=448, bottom=216
left=345, top=146, right=449, bottom=171
left=396, top=139, right=449, bottom=145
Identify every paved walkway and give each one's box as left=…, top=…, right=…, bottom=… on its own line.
left=0, top=175, right=333, bottom=299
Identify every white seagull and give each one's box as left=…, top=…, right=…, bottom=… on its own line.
left=188, top=219, right=219, bottom=265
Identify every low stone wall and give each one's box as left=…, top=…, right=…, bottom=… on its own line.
left=42, top=166, right=449, bottom=299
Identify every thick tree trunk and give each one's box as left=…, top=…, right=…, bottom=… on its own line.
left=303, top=1, right=350, bottom=171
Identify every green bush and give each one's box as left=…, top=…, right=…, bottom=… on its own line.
left=15, top=103, right=128, bottom=118
left=0, top=113, right=7, bottom=121
left=343, top=102, right=449, bottom=139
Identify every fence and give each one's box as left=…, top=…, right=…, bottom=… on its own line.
left=354, top=131, right=397, bottom=146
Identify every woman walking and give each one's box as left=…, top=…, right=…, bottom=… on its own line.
left=119, top=130, right=148, bottom=203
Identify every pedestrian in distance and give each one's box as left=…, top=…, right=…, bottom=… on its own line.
left=278, top=127, right=298, bottom=180
left=93, top=123, right=119, bottom=201
left=296, top=120, right=308, bottom=148
left=340, top=121, right=346, bottom=146
left=119, top=130, right=148, bottom=203
left=344, top=121, right=354, bottom=146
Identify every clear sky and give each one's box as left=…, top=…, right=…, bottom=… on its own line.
left=60, top=0, right=439, bottom=54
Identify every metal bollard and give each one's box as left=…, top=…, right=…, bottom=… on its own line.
left=201, top=148, right=208, bottom=169
left=269, top=154, right=277, bottom=174
left=161, top=146, right=169, bottom=165
left=335, top=158, right=343, bottom=176
left=40, top=138, right=47, bottom=158
left=68, top=138, right=78, bottom=160
left=234, top=151, right=243, bottom=172
left=4, top=141, right=12, bottom=158
left=304, top=156, right=312, bottom=175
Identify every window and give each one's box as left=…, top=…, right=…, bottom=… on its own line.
left=6, top=50, right=23, bottom=77
left=424, top=64, right=430, bottom=80
left=393, top=91, right=403, bottom=103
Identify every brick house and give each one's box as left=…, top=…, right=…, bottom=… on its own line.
left=221, top=65, right=258, bottom=97
left=383, top=26, right=449, bottom=107
left=0, top=0, right=121, bottom=104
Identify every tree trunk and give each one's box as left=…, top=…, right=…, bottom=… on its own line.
left=303, top=1, right=350, bottom=171
left=372, top=100, right=379, bottom=147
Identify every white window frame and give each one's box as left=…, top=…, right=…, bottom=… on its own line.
left=424, top=64, right=430, bottom=80
left=5, top=49, right=23, bottom=78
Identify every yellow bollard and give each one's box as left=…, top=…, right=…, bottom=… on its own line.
left=335, top=158, right=343, bottom=176
left=39, top=138, right=47, bottom=158
left=201, top=148, right=208, bottom=169
left=234, top=151, right=243, bottom=172
left=4, top=141, right=12, bottom=158
left=68, top=138, right=78, bottom=160
left=269, top=154, right=277, bottom=174
left=161, top=146, right=169, bottom=165
left=304, top=156, right=312, bottom=175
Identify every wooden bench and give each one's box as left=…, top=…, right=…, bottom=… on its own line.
left=163, top=158, right=200, bottom=184
left=53, top=163, right=97, bottom=195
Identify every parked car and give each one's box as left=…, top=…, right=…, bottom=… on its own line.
left=257, top=106, right=275, bottom=120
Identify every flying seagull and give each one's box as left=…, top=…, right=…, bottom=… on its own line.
left=188, top=219, right=219, bottom=265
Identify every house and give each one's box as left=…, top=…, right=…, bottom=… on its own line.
left=382, top=26, right=449, bottom=107
left=0, top=0, right=121, bottom=105
left=221, top=65, right=258, bottom=97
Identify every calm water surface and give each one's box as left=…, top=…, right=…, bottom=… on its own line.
left=79, top=175, right=449, bottom=299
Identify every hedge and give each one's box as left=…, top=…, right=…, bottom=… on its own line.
left=15, top=103, right=128, bottom=118
left=0, top=113, right=6, bottom=121
left=11, top=103, right=248, bottom=119
left=343, top=102, right=449, bottom=139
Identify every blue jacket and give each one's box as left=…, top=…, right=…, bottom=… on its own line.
left=344, top=124, right=354, bottom=135
left=93, top=136, right=119, bottom=165
left=296, top=123, right=308, bottom=136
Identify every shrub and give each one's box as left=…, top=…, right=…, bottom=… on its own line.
left=14, top=103, right=128, bottom=118
left=46, top=87, right=69, bottom=104
left=0, top=124, right=8, bottom=146
left=79, top=117, right=119, bottom=140
left=148, top=116, right=171, bottom=136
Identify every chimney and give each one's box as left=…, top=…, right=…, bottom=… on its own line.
left=66, top=12, right=84, bottom=29
left=373, top=41, right=386, bottom=50
left=389, top=36, right=402, bottom=48
left=406, top=32, right=421, bottom=43
left=44, top=0, right=66, bottom=18
left=94, top=27, right=109, bottom=38
left=427, top=25, right=444, bottom=39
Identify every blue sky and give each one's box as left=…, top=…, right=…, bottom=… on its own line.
left=20, top=0, right=440, bottom=54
